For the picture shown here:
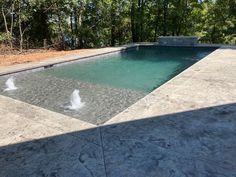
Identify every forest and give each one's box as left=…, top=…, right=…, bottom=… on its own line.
left=0, top=0, right=236, bottom=51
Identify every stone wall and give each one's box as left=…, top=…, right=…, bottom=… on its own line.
left=159, top=36, right=198, bottom=46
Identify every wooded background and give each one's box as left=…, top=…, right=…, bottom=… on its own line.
left=1, top=0, right=236, bottom=51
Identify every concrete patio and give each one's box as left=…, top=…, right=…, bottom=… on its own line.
left=0, top=45, right=236, bottom=177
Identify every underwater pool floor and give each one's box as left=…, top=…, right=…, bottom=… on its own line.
left=0, top=73, right=146, bottom=124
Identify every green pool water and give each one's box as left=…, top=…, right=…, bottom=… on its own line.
left=44, top=46, right=216, bottom=93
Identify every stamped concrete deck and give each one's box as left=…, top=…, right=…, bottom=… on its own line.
left=0, top=45, right=236, bottom=177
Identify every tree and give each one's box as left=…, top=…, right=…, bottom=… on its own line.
left=1, top=0, right=15, bottom=48
left=0, top=0, right=235, bottom=50
left=199, top=0, right=236, bottom=44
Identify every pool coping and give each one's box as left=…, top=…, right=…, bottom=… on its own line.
left=0, top=44, right=141, bottom=76
left=0, top=43, right=228, bottom=76
left=0, top=47, right=126, bottom=76
left=0, top=43, right=235, bottom=136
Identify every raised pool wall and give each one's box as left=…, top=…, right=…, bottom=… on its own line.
left=159, top=36, right=198, bottom=46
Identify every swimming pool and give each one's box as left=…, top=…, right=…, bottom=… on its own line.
left=0, top=46, right=217, bottom=124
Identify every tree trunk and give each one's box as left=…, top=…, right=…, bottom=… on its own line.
left=76, top=3, right=84, bottom=48
left=43, top=39, right=47, bottom=49
left=137, top=0, right=141, bottom=41
left=10, top=2, right=14, bottom=48
left=54, top=3, right=65, bottom=50
left=110, top=25, right=115, bottom=46
left=154, top=1, right=161, bottom=41
left=172, top=17, right=176, bottom=36
left=183, top=0, right=188, bottom=35
left=18, top=1, right=23, bottom=52
left=110, top=1, right=116, bottom=46
left=70, top=11, right=75, bottom=49
left=176, top=0, right=181, bottom=36
left=163, top=0, right=168, bottom=36
left=74, top=8, right=78, bottom=48
left=140, top=0, right=144, bottom=41
left=131, top=1, right=137, bottom=42
left=2, top=7, right=13, bottom=48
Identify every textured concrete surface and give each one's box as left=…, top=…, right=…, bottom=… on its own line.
left=159, top=36, right=198, bottom=46
left=0, top=95, right=96, bottom=146
left=102, top=103, right=236, bottom=177
left=0, top=46, right=236, bottom=176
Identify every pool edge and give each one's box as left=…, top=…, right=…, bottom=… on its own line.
left=0, top=44, right=235, bottom=128
left=104, top=46, right=236, bottom=125
left=0, top=43, right=225, bottom=76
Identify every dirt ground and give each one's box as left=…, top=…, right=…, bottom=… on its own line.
left=0, top=46, right=96, bottom=66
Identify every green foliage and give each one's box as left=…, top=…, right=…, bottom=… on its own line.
left=0, top=0, right=235, bottom=50
left=198, top=0, right=236, bottom=44
left=0, top=32, right=8, bottom=42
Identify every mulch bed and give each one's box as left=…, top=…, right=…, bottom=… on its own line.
left=0, top=44, right=94, bottom=66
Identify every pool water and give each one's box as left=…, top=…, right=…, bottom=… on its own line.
left=44, top=46, right=216, bottom=92
left=0, top=46, right=216, bottom=124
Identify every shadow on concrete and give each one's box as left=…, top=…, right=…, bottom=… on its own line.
left=0, top=103, right=236, bottom=177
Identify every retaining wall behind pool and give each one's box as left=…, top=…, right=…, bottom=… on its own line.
left=159, top=36, right=198, bottom=46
